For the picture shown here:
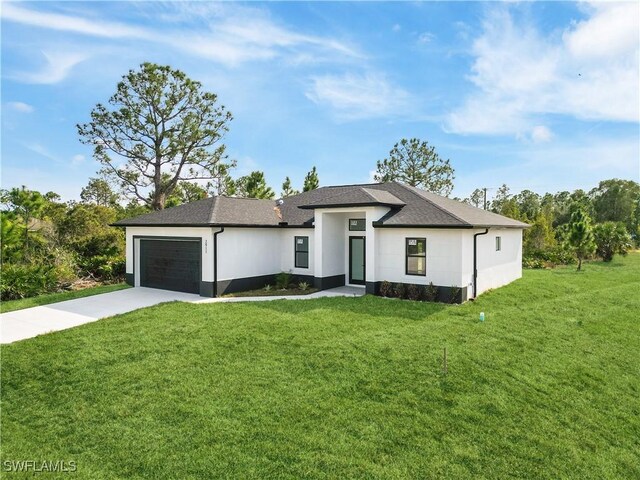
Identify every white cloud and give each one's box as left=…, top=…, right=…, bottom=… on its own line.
left=392, top=24, right=401, bottom=32
left=25, top=143, right=57, bottom=162
left=7, top=102, right=34, bottom=113
left=418, top=32, right=435, bottom=44
left=306, top=72, right=409, bottom=120
left=16, top=51, right=87, bottom=84
left=530, top=125, right=553, bottom=143
left=1, top=2, right=358, bottom=68
left=447, top=3, right=640, bottom=136
left=71, top=154, right=85, bottom=166
left=1, top=2, right=155, bottom=39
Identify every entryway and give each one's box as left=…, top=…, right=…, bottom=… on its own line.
left=349, top=236, right=366, bottom=285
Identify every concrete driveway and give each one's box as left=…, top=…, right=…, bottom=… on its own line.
left=0, top=287, right=201, bottom=344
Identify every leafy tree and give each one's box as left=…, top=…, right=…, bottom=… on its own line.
left=162, top=178, right=207, bottom=208
left=374, top=138, right=454, bottom=196
left=490, top=184, right=521, bottom=219
left=513, top=190, right=541, bottom=222
left=0, top=186, right=46, bottom=255
left=303, top=167, right=320, bottom=192
left=1, top=215, right=24, bottom=263
left=464, top=188, right=485, bottom=208
left=281, top=177, right=300, bottom=197
left=590, top=179, right=640, bottom=233
left=78, top=62, right=234, bottom=211
left=567, top=205, right=595, bottom=271
left=236, top=171, right=275, bottom=199
left=80, top=177, right=120, bottom=207
left=208, top=164, right=236, bottom=197
left=524, top=209, right=556, bottom=253
left=593, top=222, right=632, bottom=262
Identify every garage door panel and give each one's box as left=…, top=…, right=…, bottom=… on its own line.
left=140, top=239, right=200, bottom=294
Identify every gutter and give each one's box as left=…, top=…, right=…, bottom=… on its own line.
left=213, top=227, right=224, bottom=297
left=472, top=228, right=489, bottom=299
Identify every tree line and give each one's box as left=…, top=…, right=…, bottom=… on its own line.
left=460, top=179, right=639, bottom=269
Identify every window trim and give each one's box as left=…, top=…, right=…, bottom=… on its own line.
left=294, top=236, right=309, bottom=269
left=405, top=237, right=427, bottom=276
left=496, top=236, right=502, bottom=252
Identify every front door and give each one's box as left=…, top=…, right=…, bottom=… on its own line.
left=349, top=236, right=366, bottom=285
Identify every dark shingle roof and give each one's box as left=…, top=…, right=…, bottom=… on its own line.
left=113, top=182, right=528, bottom=229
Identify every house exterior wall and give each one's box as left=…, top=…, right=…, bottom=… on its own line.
left=280, top=228, right=315, bottom=276
left=473, top=228, right=523, bottom=296
left=216, top=228, right=282, bottom=281
left=125, top=221, right=523, bottom=301
left=376, top=228, right=465, bottom=287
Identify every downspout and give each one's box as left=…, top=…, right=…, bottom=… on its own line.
left=473, top=228, right=489, bottom=298
left=213, top=227, right=224, bottom=297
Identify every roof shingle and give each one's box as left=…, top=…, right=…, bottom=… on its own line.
left=113, top=182, right=528, bottom=229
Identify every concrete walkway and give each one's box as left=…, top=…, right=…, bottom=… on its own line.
left=1, top=286, right=365, bottom=344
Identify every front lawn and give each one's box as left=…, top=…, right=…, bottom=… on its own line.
left=0, top=283, right=130, bottom=313
left=1, top=255, right=639, bottom=478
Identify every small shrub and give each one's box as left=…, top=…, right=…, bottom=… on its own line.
left=298, top=281, right=310, bottom=291
left=449, top=286, right=461, bottom=304
left=0, top=263, right=59, bottom=300
left=275, top=271, right=292, bottom=289
left=379, top=280, right=393, bottom=297
left=407, top=283, right=421, bottom=301
left=394, top=282, right=406, bottom=299
left=523, top=256, right=545, bottom=269
left=263, top=284, right=272, bottom=292
left=424, top=282, right=438, bottom=302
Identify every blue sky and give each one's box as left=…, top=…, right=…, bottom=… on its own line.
left=2, top=1, right=639, bottom=202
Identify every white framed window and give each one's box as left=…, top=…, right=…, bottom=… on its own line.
left=496, top=236, right=502, bottom=251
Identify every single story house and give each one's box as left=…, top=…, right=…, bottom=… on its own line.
left=114, top=181, right=528, bottom=302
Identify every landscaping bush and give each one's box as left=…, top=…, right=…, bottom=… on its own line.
left=394, top=282, right=406, bottom=299
left=407, top=283, right=421, bottom=301
left=0, top=263, right=59, bottom=300
left=379, top=280, right=393, bottom=297
left=275, top=271, right=292, bottom=289
left=298, top=281, right=310, bottom=291
left=423, top=282, right=438, bottom=302
left=449, top=286, right=462, bottom=304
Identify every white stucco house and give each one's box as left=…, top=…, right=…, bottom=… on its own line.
left=114, top=182, right=528, bottom=302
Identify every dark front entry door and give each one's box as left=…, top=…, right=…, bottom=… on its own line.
left=349, top=236, right=366, bottom=285
left=139, top=239, right=200, bottom=294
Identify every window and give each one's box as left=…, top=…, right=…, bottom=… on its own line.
left=349, top=218, right=366, bottom=231
left=406, top=238, right=426, bottom=276
left=295, top=236, right=309, bottom=268
left=496, top=236, right=502, bottom=251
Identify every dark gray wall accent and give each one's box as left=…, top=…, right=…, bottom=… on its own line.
left=366, top=282, right=376, bottom=295
left=368, top=281, right=467, bottom=304
left=217, top=273, right=315, bottom=296
left=313, top=274, right=345, bottom=290
left=200, top=281, right=214, bottom=297
left=125, top=273, right=134, bottom=286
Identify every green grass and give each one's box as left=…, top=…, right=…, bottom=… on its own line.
left=1, top=256, right=639, bottom=479
left=0, top=283, right=130, bottom=313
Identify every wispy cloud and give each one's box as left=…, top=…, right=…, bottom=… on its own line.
left=306, top=72, right=410, bottom=121
left=7, top=101, right=34, bottom=113
left=446, top=2, right=640, bottom=137
left=71, top=154, right=85, bottom=166
left=15, top=51, right=88, bottom=84
left=25, top=143, right=58, bottom=162
left=2, top=2, right=155, bottom=39
left=417, top=32, right=435, bottom=44
left=1, top=2, right=359, bottom=69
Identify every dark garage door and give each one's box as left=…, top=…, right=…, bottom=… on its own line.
left=140, top=239, right=200, bottom=294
